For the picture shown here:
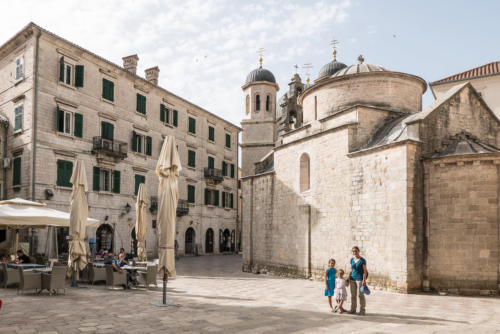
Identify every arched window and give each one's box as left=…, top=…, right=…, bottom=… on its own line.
left=205, top=228, right=214, bottom=253
left=245, top=95, right=250, bottom=115
left=300, top=153, right=310, bottom=192
left=185, top=227, right=196, bottom=254
left=266, top=95, right=270, bottom=112
left=255, top=94, right=260, bottom=112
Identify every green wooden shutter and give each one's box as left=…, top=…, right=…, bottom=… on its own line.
left=166, top=109, right=170, bottom=124
left=160, top=104, right=165, bottom=122
left=188, top=150, right=195, bottom=167
left=214, top=190, right=219, bottom=206
left=56, top=160, right=64, bottom=186
left=113, top=170, right=120, bottom=194
left=231, top=164, right=235, bottom=178
left=188, top=185, right=195, bottom=203
left=134, top=175, right=141, bottom=195
left=222, top=191, right=226, bottom=208
left=204, top=188, right=210, bottom=205
left=59, top=57, right=64, bottom=82
left=188, top=117, right=196, bottom=134
left=209, top=126, right=214, bottom=141
left=136, top=94, right=146, bottom=114
left=146, top=136, right=152, bottom=156
left=131, top=131, right=137, bottom=152
left=75, top=65, right=84, bottom=87
left=173, top=110, right=178, bottom=127
left=13, top=157, right=21, bottom=186
left=230, top=193, right=234, bottom=208
left=222, top=161, right=227, bottom=176
left=56, top=106, right=64, bottom=132
left=74, top=113, right=83, bottom=138
left=208, top=156, right=214, bottom=169
left=226, top=134, right=231, bottom=148
left=102, top=79, right=114, bottom=101
left=109, top=123, right=114, bottom=141
left=65, top=161, right=73, bottom=187
left=93, top=166, right=100, bottom=191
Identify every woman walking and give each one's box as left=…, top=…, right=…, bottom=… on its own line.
left=347, top=246, right=367, bottom=315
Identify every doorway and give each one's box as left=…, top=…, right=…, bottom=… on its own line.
left=185, top=227, right=195, bottom=254
left=205, top=228, right=214, bottom=253
left=220, top=229, right=231, bottom=252
left=96, top=224, right=113, bottom=253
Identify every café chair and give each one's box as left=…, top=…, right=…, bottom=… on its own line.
left=89, top=264, right=106, bottom=285
left=105, top=265, right=127, bottom=289
left=41, top=266, right=66, bottom=295
left=17, top=267, right=41, bottom=294
left=1, top=263, right=20, bottom=288
left=137, top=264, right=158, bottom=289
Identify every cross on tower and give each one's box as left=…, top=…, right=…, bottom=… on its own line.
left=257, top=48, right=265, bottom=67
left=330, top=39, right=339, bottom=60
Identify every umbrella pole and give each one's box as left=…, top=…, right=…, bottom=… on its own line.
left=152, top=271, right=179, bottom=307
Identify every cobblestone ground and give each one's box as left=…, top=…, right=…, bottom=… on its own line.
left=1, top=255, right=499, bottom=333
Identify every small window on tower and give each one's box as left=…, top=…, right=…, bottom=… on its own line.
left=245, top=95, right=250, bottom=115
left=255, top=94, right=260, bottom=112
left=266, top=95, right=270, bottom=112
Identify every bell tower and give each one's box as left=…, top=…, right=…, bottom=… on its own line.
left=241, top=53, right=279, bottom=177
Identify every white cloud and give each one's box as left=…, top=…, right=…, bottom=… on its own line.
left=1, top=0, right=352, bottom=125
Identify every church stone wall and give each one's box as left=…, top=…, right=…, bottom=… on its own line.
left=243, top=126, right=418, bottom=291
left=302, top=73, right=424, bottom=123
left=424, top=158, right=499, bottom=293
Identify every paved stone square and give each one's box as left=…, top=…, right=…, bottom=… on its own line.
left=1, top=255, right=499, bottom=333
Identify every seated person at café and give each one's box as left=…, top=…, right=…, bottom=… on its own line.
left=16, top=250, right=31, bottom=264
left=105, top=251, right=132, bottom=286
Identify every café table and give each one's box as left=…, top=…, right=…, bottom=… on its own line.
left=7, top=263, right=45, bottom=270
left=121, top=265, right=142, bottom=285
left=92, top=262, right=105, bottom=268
left=32, top=267, right=52, bottom=273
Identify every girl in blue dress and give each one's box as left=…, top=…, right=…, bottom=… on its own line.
left=324, top=258, right=337, bottom=311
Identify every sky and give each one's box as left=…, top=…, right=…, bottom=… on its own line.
left=2, top=0, right=500, bottom=126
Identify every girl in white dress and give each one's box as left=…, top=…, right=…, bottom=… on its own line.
left=334, top=269, right=348, bottom=313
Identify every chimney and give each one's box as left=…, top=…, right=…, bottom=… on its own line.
left=145, top=66, right=160, bottom=85
left=122, top=54, right=139, bottom=74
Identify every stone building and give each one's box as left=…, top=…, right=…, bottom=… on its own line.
left=241, top=53, right=500, bottom=294
left=0, top=23, right=240, bottom=257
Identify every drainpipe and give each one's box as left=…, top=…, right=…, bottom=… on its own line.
left=2, top=121, right=7, bottom=200
left=29, top=29, right=41, bottom=254
left=235, top=138, right=240, bottom=253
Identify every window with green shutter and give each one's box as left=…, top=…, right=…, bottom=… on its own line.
left=101, top=121, right=114, bottom=141
left=160, top=104, right=166, bottom=122
left=75, top=65, right=84, bottom=87
left=222, top=191, right=226, bottom=208
left=230, top=193, right=234, bottom=208
left=208, top=126, right=215, bottom=142
left=112, top=170, right=121, bottom=194
left=208, top=156, right=214, bottom=169
left=188, top=185, right=195, bottom=203
left=225, top=133, right=231, bottom=148
left=214, top=190, right=219, bottom=206
left=146, top=136, right=152, bottom=156
left=230, top=164, right=235, bottom=178
left=57, top=160, right=73, bottom=187
left=136, top=93, right=146, bottom=114
left=173, top=109, right=178, bottom=127
left=131, top=131, right=137, bottom=152
left=59, top=57, right=65, bottom=82
left=93, top=166, right=100, bottom=191
left=188, top=150, right=196, bottom=167
left=74, top=113, right=83, bottom=138
left=13, top=157, right=21, bottom=186
left=188, top=117, right=196, bottom=134
left=14, top=105, right=22, bottom=131
left=204, top=188, right=210, bottom=205
left=102, top=78, right=114, bottom=101
left=222, top=161, right=227, bottom=176
left=135, top=174, right=145, bottom=196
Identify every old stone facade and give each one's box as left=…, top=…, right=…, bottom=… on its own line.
left=0, top=23, right=240, bottom=258
left=241, top=54, right=500, bottom=295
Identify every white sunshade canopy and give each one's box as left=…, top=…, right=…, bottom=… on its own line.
left=0, top=198, right=99, bottom=228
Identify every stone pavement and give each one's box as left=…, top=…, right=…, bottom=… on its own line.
left=0, top=255, right=499, bottom=334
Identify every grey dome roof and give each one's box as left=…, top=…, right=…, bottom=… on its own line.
left=331, top=63, right=389, bottom=77
left=318, top=60, right=347, bottom=78
left=245, top=67, right=276, bottom=84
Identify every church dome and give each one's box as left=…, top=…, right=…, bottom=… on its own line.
left=331, top=62, right=388, bottom=78
left=245, top=67, right=276, bottom=84
left=318, top=60, right=347, bottom=78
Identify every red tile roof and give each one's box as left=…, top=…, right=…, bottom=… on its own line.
left=430, top=61, right=500, bottom=85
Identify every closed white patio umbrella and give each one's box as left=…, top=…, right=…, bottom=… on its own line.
left=154, top=136, right=181, bottom=307
left=135, top=183, right=148, bottom=261
left=67, top=160, right=89, bottom=283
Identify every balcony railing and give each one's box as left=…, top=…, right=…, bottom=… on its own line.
left=149, top=196, right=189, bottom=217
left=204, top=168, right=223, bottom=183
left=92, top=137, right=127, bottom=159
left=177, top=199, right=189, bottom=217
